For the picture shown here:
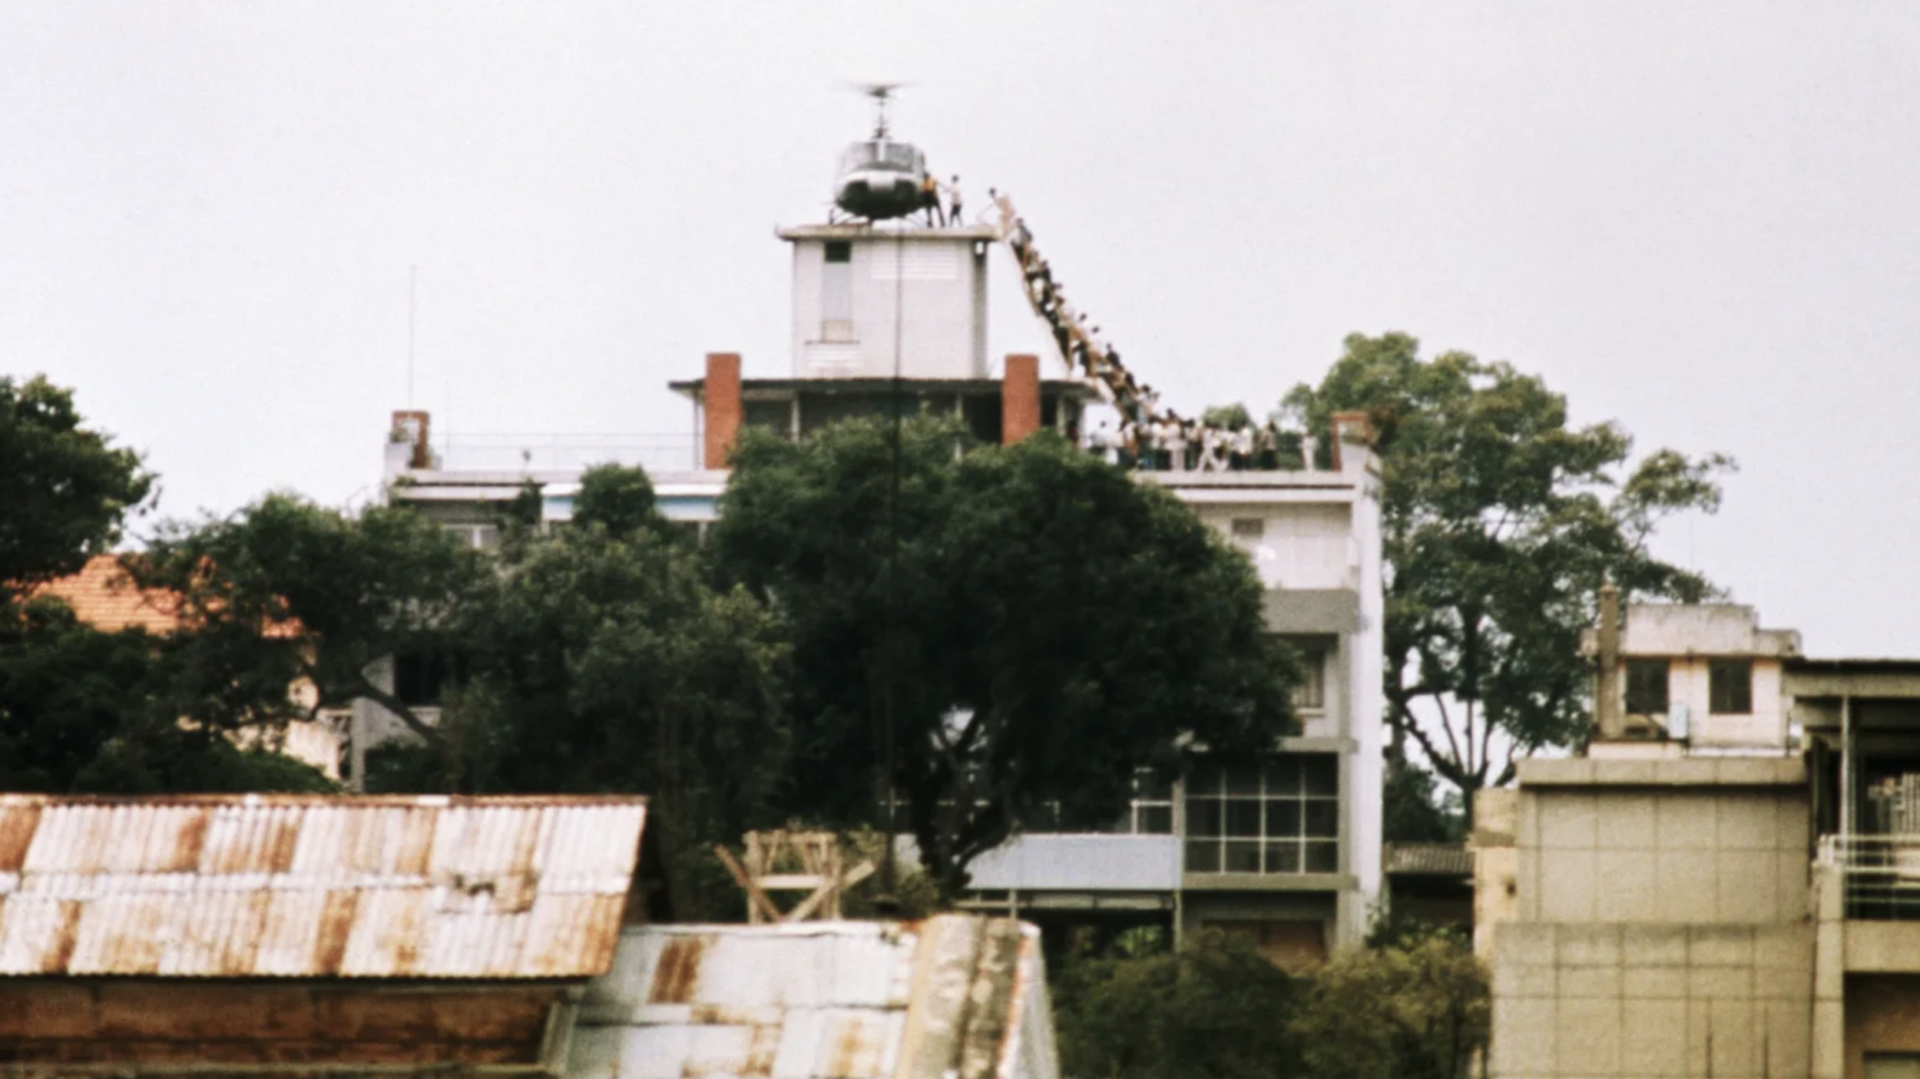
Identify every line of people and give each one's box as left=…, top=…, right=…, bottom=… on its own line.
left=990, top=188, right=1310, bottom=472
left=991, top=189, right=1161, bottom=426
left=1085, top=417, right=1310, bottom=472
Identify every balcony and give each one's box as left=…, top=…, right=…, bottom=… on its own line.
left=1818, top=835, right=1920, bottom=919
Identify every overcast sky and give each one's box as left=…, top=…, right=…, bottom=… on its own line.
left=4, top=2, right=1918, bottom=656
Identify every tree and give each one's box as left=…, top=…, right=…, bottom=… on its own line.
left=1053, top=929, right=1301, bottom=1079
left=0, top=593, right=335, bottom=793
left=709, top=417, right=1295, bottom=896
left=1290, top=924, right=1489, bottom=1079
left=1284, top=333, right=1732, bottom=805
left=0, top=375, right=154, bottom=595
left=0, top=376, right=324, bottom=793
left=135, top=494, right=487, bottom=748
left=428, top=468, right=790, bottom=915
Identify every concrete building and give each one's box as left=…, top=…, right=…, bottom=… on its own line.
left=380, top=190, right=1385, bottom=963
left=1482, top=598, right=1920, bottom=1079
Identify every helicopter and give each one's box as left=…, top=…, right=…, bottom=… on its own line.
left=833, top=83, right=933, bottom=222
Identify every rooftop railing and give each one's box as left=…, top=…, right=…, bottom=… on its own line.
left=433, top=433, right=700, bottom=475
left=1818, top=834, right=1920, bottom=919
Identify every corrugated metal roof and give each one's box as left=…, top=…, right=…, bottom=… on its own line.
left=1383, top=842, right=1474, bottom=877
left=571, top=915, right=1057, bottom=1079
left=0, top=794, right=646, bottom=979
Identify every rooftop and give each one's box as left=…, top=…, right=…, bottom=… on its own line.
left=25, top=555, right=183, bottom=634
left=0, top=793, right=648, bottom=979
left=574, top=915, right=1055, bottom=1079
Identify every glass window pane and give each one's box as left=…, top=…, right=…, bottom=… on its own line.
left=1625, top=659, right=1670, bottom=716
left=1266, top=801, right=1302, bottom=838
left=1305, top=800, right=1339, bottom=838
left=1303, top=755, right=1338, bottom=796
left=1185, top=841, right=1221, bottom=873
left=1267, top=758, right=1303, bottom=795
left=1710, top=659, right=1753, bottom=714
left=1140, top=805, right=1174, bottom=835
left=1225, top=800, right=1263, bottom=838
left=1187, top=798, right=1222, bottom=838
left=1264, top=842, right=1301, bottom=874
left=1225, top=841, right=1261, bottom=873
left=1225, top=767, right=1262, bottom=796
left=1305, top=841, right=1339, bottom=873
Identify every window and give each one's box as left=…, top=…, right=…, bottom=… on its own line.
left=1230, top=517, right=1265, bottom=541
left=821, top=242, right=854, bottom=342
left=1710, top=659, right=1753, bottom=714
left=1184, top=754, right=1339, bottom=875
left=394, top=652, right=461, bottom=707
left=1099, top=770, right=1175, bottom=834
left=1624, top=658, right=1670, bottom=716
left=1287, top=641, right=1329, bottom=713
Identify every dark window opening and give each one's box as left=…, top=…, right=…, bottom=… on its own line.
left=1710, top=659, right=1753, bottom=714
left=824, top=241, right=852, bottom=263
left=394, top=652, right=462, bottom=707
left=1625, top=658, right=1670, bottom=716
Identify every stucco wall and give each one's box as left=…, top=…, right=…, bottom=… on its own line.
left=1518, top=785, right=1809, bottom=925
left=1491, top=923, right=1813, bottom=1079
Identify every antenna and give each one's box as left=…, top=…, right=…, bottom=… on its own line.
left=407, top=265, right=418, bottom=408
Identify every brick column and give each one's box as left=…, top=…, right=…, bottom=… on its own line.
left=703, top=352, right=742, bottom=469
left=1001, top=354, right=1040, bottom=445
left=390, top=410, right=431, bottom=469
left=1329, top=411, right=1373, bottom=473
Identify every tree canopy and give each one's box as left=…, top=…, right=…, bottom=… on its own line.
left=709, top=417, right=1295, bottom=896
left=0, top=376, right=328, bottom=793
left=1284, top=332, right=1732, bottom=803
left=0, top=375, right=153, bottom=595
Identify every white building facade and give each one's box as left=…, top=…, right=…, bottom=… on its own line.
left=380, top=211, right=1385, bottom=962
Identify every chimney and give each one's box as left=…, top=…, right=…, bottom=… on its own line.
left=703, top=352, right=742, bottom=470
left=1329, top=411, right=1373, bottom=474
left=1595, top=583, right=1623, bottom=741
left=1001, top=353, right=1041, bottom=445
left=390, top=410, right=431, bottom=470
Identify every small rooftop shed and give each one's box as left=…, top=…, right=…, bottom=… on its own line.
left=0, top=793, right=652, bottom=1073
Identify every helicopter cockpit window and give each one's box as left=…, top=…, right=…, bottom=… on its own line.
left=885, top=145, right=919, bottom=168
left=842, top=143, right=882, bottom=172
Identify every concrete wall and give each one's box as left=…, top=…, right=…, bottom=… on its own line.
left=1491, top=923, right=1813, bottom=1079
left=1489, top=762, right=1816, bottom=1079
left=788, top=234, right=989, bottom=379
left=1518, top=784, right=1810, bottom=926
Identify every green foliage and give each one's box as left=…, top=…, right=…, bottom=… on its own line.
left=1290, top=925, right=1489, bottom=1079
left=0, top=597, right=335, bottom=793
left=1384, top=761, right=1465, bottom=843
left=709, top=417, right=1294, bottom=896
left=136, top=493, right=486, bottom=746
left=574, top=462, right=664, bottom=538
left=1285, top=332, right=1734, bottom=800
left=1054, top=929, right=1301, bottom=1079
left=1201, top=402, right=1254, bottom=430
left=0, top=375, right=154, bottom=596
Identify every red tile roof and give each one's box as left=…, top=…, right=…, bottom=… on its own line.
left=26, top=555, right=183, bottom=633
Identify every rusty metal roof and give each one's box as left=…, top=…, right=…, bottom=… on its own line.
left=0, top=793, right=647, bottom=979
left=570, top=916, right=1058, bottom=1079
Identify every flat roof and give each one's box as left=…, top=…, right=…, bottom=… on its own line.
left=669, top=376, right=1102, bottom=401
left=775, top=223, right=1001, bottom=242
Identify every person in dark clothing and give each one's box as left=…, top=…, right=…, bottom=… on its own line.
left=948, top=175, right=963, bottom=226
